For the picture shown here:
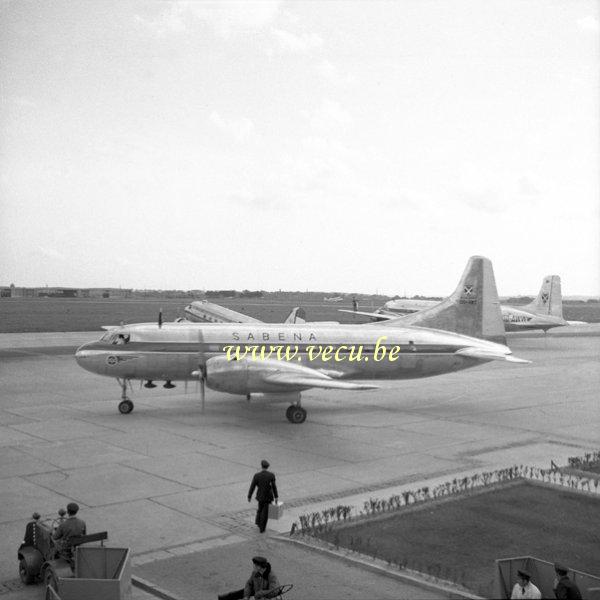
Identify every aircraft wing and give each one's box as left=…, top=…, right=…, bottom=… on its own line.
left=264, top=371, right=378, bottom=390
left=338, top=309, right=396, bottom=320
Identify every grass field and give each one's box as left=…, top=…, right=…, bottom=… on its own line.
left=1, top=297, right=599, bottom=333
left=314, top=481, right=600, bottom=597
left=0, top=297, right=374, bottom=333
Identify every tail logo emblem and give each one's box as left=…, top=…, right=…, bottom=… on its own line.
left=541, top=292, right=549, bottom=304
left=459, top=283, right=477, bottom=304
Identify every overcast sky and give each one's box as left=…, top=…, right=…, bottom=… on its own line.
left=1, top=0, right=598, bottom=296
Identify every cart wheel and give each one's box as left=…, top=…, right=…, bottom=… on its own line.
left=44, top=567, right=58, bottom=593
left=18, top=558, right=35, bottom=584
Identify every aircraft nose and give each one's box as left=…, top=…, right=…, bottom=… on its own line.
left=75, top=343, right=96, bottom=369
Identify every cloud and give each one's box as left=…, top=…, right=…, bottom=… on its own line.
left=456, top=162, right=502, bottom=213
left=227, top=190, right=284, bottom=212
left=269, top=27, right=323, bottom=54
left=209, top=111, right=255, bottom=142
left=37, top=246, right=66, bottom=261
left=460, top=190, right=502, bottom=213
left=134, top=5, right=186, bottom=37
left=577, top=15, right=599, bottom=33
left=316, top=60, right=356, bottom=85
left=136, top=0, right=281, bottom=39
left=302, top=99, right=353, bottom=131
left=518, top=175, right=541, bottom=197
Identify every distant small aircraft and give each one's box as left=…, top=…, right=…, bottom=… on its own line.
left=75, top=256, right=529, bottom=423
left=343, top=275, right=586, bottom=333
left=324, top=296, right=344, bottom=302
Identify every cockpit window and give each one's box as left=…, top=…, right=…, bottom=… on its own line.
left=100, top=332, right=130, bottom=344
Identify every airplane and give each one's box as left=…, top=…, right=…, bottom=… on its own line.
left=184, top=300, right=338, bottom=325
left=184, top=300, right=263, bottom=324
left=344, top=276, right=584, bottom=333
left=324, top=296, right=344, bottom=302
left=75, top=256, right=529, bottom=424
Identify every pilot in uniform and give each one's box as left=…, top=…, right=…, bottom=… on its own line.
left=247, top=460, right=278, bottom=533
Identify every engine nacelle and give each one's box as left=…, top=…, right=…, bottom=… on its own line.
left=205, top=356, right=250, bottom=394
left=204, top=356, right=311, bottom=395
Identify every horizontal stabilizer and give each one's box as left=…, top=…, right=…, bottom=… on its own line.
left=455, top=347, right=531, bottom=363
left=338, top=309, right=395, bottom=320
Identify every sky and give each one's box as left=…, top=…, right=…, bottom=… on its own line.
left=1, top=0, right=599, bottom=296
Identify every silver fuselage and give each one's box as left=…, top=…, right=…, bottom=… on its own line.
left=75, top=322, right=514, bottom=383
left=383, top=299, right=568, bottom=332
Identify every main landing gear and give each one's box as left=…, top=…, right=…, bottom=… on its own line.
left=117, top=379, right=134, bottom=414
left=285, top=403, right=307, bottom=424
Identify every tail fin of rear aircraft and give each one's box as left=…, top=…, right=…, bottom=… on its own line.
left=284, top=307, right=307, bottom=324
left=383, top=256, right=506, bottom=344
left=522, top=275, right=563, bottom=318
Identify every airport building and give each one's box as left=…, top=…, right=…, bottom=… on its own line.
left=0, top=284, right=133, bottom=298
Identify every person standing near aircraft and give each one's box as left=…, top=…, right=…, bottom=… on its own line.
left=510, top=569, right=541, bottom=599
left=553, top=564, right=582, bottom=599
left=248, top=460, right=278, bottom=533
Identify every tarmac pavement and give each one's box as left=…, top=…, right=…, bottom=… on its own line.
left=1, top=328, right=599, bottom=599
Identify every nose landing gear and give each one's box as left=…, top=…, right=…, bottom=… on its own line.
left=117, top=379, right=134, bottom=414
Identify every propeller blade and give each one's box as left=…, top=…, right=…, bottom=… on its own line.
left=200, top=376, right=205, bottom=414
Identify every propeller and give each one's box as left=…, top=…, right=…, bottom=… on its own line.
left=191, top=326, right=207, bottom=414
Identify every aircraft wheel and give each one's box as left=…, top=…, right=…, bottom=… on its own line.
left=118, top=400, right=134, bottom=414
left=287, top=406, right=307, bottom=424
left=43, top=567, right=58, bottom=593
left=18, top=558, right=35, bottom=584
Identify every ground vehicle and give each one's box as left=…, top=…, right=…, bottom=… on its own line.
left=17, top=509, right=130, bottom=599
left=18, top=509, right=107, bottom=587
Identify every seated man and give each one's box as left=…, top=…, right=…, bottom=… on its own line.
left=52, top=502, right=86, bottom=560
left=218, top=556, right=280, bottom=600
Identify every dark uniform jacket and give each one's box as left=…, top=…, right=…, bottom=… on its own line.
left=53, top=516, right=86, bottom=546
left=248, top=470, right=278, bottom=502
left=554, top=576, right=582, bottom=600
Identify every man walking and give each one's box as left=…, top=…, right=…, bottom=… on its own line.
left=248, top=460, right=278, bottom=533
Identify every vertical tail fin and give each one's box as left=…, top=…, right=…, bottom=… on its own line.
left=384, top=256, right=506, bottom=344
left=522, top=275, right=563, bottom=318
left=284, top=307, right=307, bottom=324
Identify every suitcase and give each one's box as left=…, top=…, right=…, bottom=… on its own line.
left=268, top=501, right=284, bottom=520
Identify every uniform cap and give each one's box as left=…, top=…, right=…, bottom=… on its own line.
left=554, top=563, right=569, bottom=575
left=66, top=502, right=79, bottom=514
left=252, top=556, right=268, bottom=567
left=517, top=569, right=531, bottom=580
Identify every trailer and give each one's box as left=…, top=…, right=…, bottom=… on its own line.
left=18, top=510, right=131, bottom=600
left=45, top=545, right=131, bottom=600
